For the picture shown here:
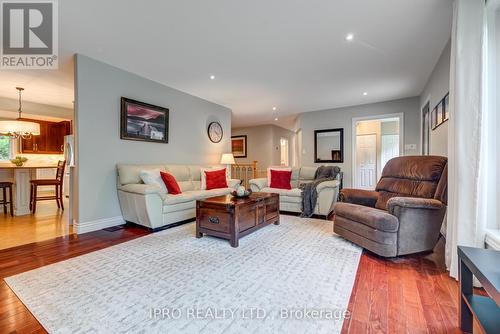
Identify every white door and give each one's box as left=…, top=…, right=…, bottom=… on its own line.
left=381, top=134, right=400, bottom=171
left=280, top=138, right=289, bottom=166
left=356, top=134, right=377, bottom=189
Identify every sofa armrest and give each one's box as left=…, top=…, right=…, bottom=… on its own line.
left=228, top=179, right=241, bottom=189
left=249, top=178, right=267, bottom=192
left=387, top=197, right=445, bottom=213
left=118, top=184, right=164, bottom=196
left=316, top=180, right=341, bottom=216
left=340, top=188, right=379, bottom=207
left=316, top=180, right=340, bottom=193
left=117, top=186, right=164, bottom=229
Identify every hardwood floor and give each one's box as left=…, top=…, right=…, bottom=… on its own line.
left=0, top=219, right=476, bottom=333
left=0, top=199, right=72, bottom=251
left=341, top=238, right=486, bottom=334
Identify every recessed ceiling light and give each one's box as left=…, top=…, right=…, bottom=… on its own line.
left=363, top=92, right=368, bottom=96
left=345, top=33, right=354, bottom=41
left=272, top=107, right=277, bottom=111
left=274, top=117, right=278, bottom=121
left=210, top=75, right=215, bottom=80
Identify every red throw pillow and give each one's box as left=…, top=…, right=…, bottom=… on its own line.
left=270, top=169, right=292, bottom=190
left=205, top=169, right=227, bottom=190
left=160, top=171, right=182, bottom=195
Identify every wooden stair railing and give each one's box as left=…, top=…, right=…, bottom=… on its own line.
left=231, top=161, right=258, bottom=188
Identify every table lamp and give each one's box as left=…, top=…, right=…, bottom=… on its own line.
left=220, top=153, right=236, bottom=178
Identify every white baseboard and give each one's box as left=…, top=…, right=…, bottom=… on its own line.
left=74, top=216, right=125, bottom=234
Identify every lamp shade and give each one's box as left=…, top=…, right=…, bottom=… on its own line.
left=0, top=120, right=40, bottom=135
left=220, top=153, right=236, bottom=164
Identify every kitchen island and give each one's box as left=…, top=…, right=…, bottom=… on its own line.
left=0, top=164, right=59, bottom=216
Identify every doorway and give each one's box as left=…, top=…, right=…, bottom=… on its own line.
left=0, top=94, right=75, bottom=250
left=352, top=114, right=403, bottom=189
left=280, top=137, right=289, bottom=166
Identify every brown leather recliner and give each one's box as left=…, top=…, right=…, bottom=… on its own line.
left=333, top=156, right=447, bottom=257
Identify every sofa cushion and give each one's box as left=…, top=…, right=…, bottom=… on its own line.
left=164, top=165, right=191, bottom=181
left=270, top=170, right=292, bottom=189
left=199, top=188, right=233, bottom=198
left=261, top=187, right=301, bottom=197
left=334, top=202, right=399, bottom=232
left=334, top=218, right=397, bottom=257
left=188, top=165, right=202, bottom=181
left=375, top=156, right=448, bottom=210
left=163, top=201, right=195, bottom=213
left=267, top=167, right=291, bottom=187
left=160, top=171, right=182, bottom=194
left=260, top=187, right=302, bottom=203
left=163, top=191, right=199, bottom=205
left=139, top=169, right=167, bottom=193
left=201, top=167, right=225, bottom=189
left=163, top=188, right=233, bottom=206
left=177, top=181, right=194, bottom=192
left=205, top=168, right=228, bottom=190
left=117, top=164, right=166, bottom=185
left=299, top=166, right=317, bottom=180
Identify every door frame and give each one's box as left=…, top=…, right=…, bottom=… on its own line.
left=420, top=97, right=431, bottom=155
left=351, top=112, right=404, bottom=188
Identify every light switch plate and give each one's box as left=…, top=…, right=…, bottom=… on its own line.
left=405, top=144, right=417, bottom=150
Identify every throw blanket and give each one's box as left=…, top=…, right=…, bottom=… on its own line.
left=299, top=166, right=340, bottom=217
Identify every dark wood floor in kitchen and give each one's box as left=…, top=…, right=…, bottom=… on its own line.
left=0, top=216, right=475, bottom=334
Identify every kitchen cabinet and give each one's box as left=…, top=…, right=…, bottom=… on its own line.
left=19, top=119, right=72, bottom=154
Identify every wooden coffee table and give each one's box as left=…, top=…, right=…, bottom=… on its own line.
left=196, top=192, right=279, bottom=247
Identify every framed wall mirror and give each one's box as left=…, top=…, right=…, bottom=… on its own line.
left=314, top=128, right=344, bottom=163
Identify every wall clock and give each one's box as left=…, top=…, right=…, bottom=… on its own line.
left=207, top=121, right=223, bottom=143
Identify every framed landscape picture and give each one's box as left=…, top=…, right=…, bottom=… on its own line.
left=431, top=92, right=449, bottom=130
left=443, top=93, right=449, bottom=121
left=120, top=97, right=169, bottom=143
left=431, top=105, right=439, bottom=129
left=231, top=135, right=247, bottom=158
left=436, top=102, right=443, bottom=125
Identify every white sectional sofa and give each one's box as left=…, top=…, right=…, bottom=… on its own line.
left=117, top=164, right=240, bottom=230
left=249, top=166, right=341, bottom=217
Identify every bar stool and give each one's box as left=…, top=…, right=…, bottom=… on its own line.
left=0, top=182, right=14, bottom=216
left=30, top=160, right=66, bottom=214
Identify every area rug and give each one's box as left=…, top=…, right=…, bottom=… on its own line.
left=5, top=215, right=361, bottom=334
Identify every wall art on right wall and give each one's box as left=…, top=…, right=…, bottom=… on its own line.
left=432, top=92, right=449, bottom=130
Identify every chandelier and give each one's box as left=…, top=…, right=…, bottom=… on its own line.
left=0, top=87, right=40, bottom=139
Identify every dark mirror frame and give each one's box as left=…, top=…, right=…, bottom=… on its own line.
left=314, top=128, right=344, bottom=163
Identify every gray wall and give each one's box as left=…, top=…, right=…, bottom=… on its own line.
left=420, top=40, right=451, bottom=156
left=296, top=97, right=421, bottom=188
left=232, top=125, right=273, bottom=172
left=75, top=54, right=231, bottom=229
left=232, top=124, right=294, bottom=172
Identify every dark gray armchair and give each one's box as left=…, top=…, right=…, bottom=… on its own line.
left=333, top=156, right=448, bottom=257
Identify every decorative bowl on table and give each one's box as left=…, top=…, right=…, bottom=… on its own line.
left=10, top=156, right=28, bottom=167
left=231, top=189, right=252, bottom=198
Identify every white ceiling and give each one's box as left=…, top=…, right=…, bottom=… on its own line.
left=0, top=0, right=452, bottom=128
